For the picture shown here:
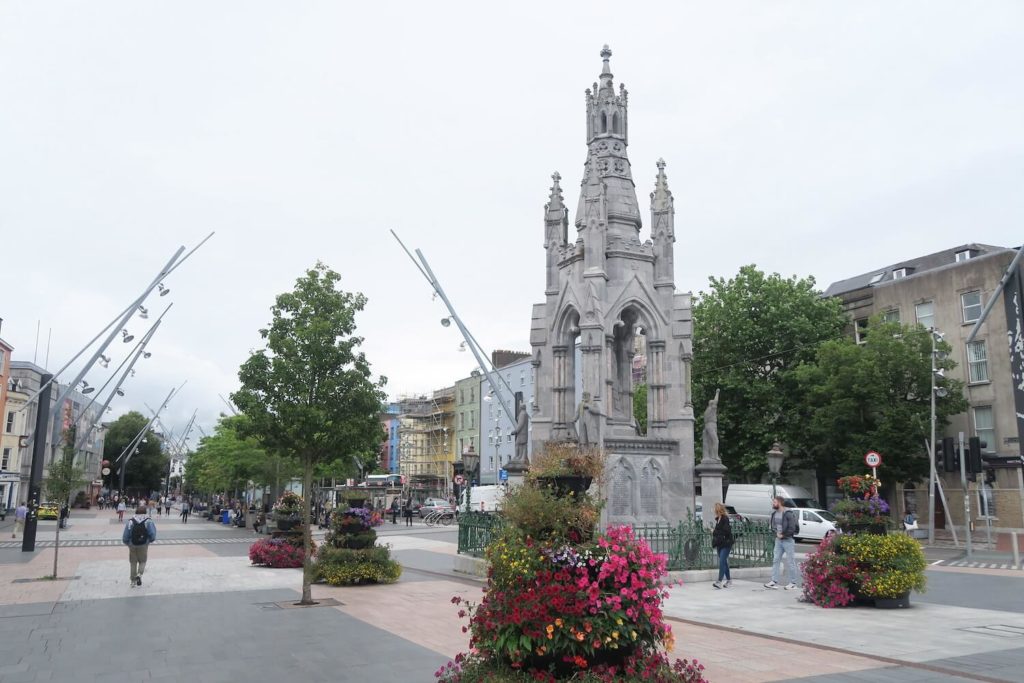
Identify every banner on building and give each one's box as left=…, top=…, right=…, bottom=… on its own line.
left=1005, top=260, right=1024, bottom=457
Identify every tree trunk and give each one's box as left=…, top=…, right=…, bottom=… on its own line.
left=299, top=458, right=316, bottom=605
left=52, top=516, right=60, bottom=579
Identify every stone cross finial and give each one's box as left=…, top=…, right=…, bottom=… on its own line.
left=600, top=45, right=612, bottom=75
left=552, top=171, right=561, bottom=184
left=656, top=158, right=666, bottom=170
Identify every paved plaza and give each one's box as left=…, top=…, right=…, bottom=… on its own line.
left=1, top=510, right=1023, bottom=682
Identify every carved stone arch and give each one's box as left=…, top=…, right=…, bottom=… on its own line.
left=612, top=111, right=620, bottom=134
left=638, top=458, right=663, bottom=518
left=551, top=304, right=582, bottom=430
left=554, top=304, right=582, bottom=343
left=600, top=111, right=607, bottom=133
left=610, top=298, right=662, bottom=341
left=609, top=457, right=636, bottom=518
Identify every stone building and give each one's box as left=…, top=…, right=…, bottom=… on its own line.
left=480, top=354, right=534, bottom=485
left=454, top=372, right=481, bottom=470
left=396, top=388, right=455, bottom=499
left=529, top=47, right=695, bottom=526
left=825, top=243, right=1024, bottom=543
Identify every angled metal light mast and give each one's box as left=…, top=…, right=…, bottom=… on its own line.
left=391, top=230, right=517, bottom=424
left=116, top=382, right=185, bottom=491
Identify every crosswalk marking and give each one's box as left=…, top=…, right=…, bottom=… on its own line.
left=937, top=559, right=1019, bottom=570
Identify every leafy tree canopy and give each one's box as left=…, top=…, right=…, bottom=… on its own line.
left=102, top=411, right=166, bottom=495
left=692, top=265, right=847, bottom=479
left=185, top=414, right=291, bottom=495
left=791, top=318, right=967, bottom=483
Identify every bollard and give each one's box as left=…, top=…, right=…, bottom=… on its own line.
left=1013, top=532, right=1021, bottom=571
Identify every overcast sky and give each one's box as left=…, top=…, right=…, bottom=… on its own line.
left=1, top=1, right=1021, bottom=441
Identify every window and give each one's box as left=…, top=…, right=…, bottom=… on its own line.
left=470, top=387, right=474, bottom=403
left=967, top=341, right=989, bottom=383
left=892, top=268, right=907, bottom=279
left=4, top=411, right=13, bottom=433
left=915, top=301, right=934, bottom=330
left=962, top=291, right=982, bottom=323
left=881, top=309, right=900, bottom=324
left=520, top=371, right=525, bottom=387
left=869, top=273, right=884, bottom=284
left=488, top=430, right=493, bottom=445
left=973, top=406, right=995, bottom=453
left=460, top=389, right=464, bottom=404
left=855, top=319, right=869, bottom=344
left=459, top=412, right=465, bottom=429
left=469, top=412, right=474, bottom=429
left=978, top=483, right=997, bottom=518
left=956, top=250, right=971, bottom=263
left=1, top=447, right=9, bottom=470
left=458, top=438, right=464, bottom=454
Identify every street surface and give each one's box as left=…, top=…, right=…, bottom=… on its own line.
left=0, top=509, right=1022, bottom=682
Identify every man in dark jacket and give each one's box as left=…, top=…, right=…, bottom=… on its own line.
left=122, top=505, right=157, bottom=587
left=764, top=496, right=800, bottom=590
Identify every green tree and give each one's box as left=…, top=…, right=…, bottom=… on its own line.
left=792, top=318, right=967, bottom=484
left=692, top=265, right=848, bottom=479
left=632, top=383, right=648, bottom=435
left=44, top=427, right=85, bottom=579
left=103, top=412, right=166, bottom=495
left=232, top=263, right=387, bottom=604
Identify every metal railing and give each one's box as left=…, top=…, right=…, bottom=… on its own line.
left=634, top=519, right=774, bottom=571
left=455, top=513, right=773, bottom=570
left=457, top=511, right=505, bottom=557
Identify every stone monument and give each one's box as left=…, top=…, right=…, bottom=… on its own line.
left=530, top=46, right=695, bottom=527
left=695, top=389, right=727, bottom=525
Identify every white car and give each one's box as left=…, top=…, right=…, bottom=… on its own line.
left=791, top=508, right=838, bottom=542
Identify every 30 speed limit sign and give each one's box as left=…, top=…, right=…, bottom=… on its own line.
left=864, top=451, right=883, bottom=468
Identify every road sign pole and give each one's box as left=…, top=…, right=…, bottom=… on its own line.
left=959, top=432, right=972, bottom=560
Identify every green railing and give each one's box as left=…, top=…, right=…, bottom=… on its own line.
left=455, top=514, right=773, bottom=570
left=634, top=519, right=774, bottom=571
left=457, top=511, right=506, bottom=558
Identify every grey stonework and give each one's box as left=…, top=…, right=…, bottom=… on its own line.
left=530, top=46, right=695, bottom=527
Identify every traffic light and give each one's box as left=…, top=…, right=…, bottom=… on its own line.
left=968, top=436, right=986, bottom=475
left=942, top=436, right=958, bottom=473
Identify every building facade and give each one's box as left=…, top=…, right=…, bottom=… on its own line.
left=825, top=243, right=1024, bottom=538
left=0, top=338, right=17, bottom=510
left=9, top=361, right=106, bottom=505
left=396, top=387, right=455, bottom=498
left=454, top=373, right=481, bottom=470
left=479, top=354, right=535, bottom=485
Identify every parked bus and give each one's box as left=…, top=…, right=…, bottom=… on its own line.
left=363, top=474, right=404, bottom=488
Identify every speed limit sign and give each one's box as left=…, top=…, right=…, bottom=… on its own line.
left=864, top=451, right=882, bottom=468
left=454, top=475, right=465, bottom=485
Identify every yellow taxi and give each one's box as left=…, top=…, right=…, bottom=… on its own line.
left=37, top=502, right=59, bottom=520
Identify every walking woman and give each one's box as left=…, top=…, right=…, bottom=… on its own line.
left=711, top=502, right=734, bottom=589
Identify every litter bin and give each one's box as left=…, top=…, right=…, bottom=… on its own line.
left=221, top=509, right=231, bottom=524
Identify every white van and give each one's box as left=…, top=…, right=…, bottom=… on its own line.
left=725, top=484, right=820, bottom=522
left=458, top=485, right=505, bottom=512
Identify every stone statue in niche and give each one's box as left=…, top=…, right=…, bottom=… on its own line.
left=570, top=392, right=601, bottom=446
left=702, top=389, right=720, bottom=463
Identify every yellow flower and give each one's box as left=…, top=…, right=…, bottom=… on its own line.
left=554, top=618, right=563, bottom=627
left=616, top=618, right=623, bottom=626
left=546, top=624, right=554, bottom=634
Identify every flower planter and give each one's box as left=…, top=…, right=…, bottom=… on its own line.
left=518, top=644, right=636, bottom=677
left=873, top=592, right=911, bottom=609
left=839, top=522, right=888, bottom=535
left=538, top=475, right=593, bottom=499
left=276, top=515, right=301, bottom=532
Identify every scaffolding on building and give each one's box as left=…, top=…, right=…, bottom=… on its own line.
left=396, top=387, right=455, bottom=501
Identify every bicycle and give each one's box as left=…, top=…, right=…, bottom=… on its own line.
left=424, top=509, right=456, bottom=527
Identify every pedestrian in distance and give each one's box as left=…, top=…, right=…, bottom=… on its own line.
left=59, top=503, right=70, bottom=530
left=764, top=496, right=800, bottom=590
left=403, top=497, right=414, bottom=527
left=116, top=500, right=127, bottom=522
left=180, top=500, right=190, bottom=524
left=711, top=502, right=734, bottom=589
left=147, top=499, right=157, bottom=517
left=903, top=510, right=918, bottom=536
left=122, top=505, right=156, bottom=587
left=13, top=501, right=28, bottom=538
left=164, top=498, right=171, bottom=516
left=390, top=497, right=399, bottom=525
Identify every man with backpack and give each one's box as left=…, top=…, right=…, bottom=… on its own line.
left=122, top=505, right=157, bottom=587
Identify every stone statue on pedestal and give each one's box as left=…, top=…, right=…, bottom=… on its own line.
left=702, top=389, right=720, bottom=463
left=570, top=392, right=600, bottom=446
left=512, top=403, right=530, bottom=464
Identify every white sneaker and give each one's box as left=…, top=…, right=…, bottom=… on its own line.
left=724, top=580, right=733, bottom=588
left=712, top=581, right=723, bottom=589
left=784, top=583, right=799, bottom=590
left=764, top=580, right=779, bottom=589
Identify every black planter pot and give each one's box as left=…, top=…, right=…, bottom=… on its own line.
left=539, top=475, right=593, bottom=499
left=277, top=515, right=301, bottom=532
left=874, top=592, right=911, bottom=609
left=839, top=521, right=888, bottom=535
left=517, top=644, right=635, bottom=677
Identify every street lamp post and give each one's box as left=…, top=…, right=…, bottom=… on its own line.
left=766, top=442, right=785, bottom=501
left=928, top=328, right=946, bottom=546
left=462, top=448, right=479, bottom=513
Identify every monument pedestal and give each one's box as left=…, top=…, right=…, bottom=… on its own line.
left=694, top=459, right=727, bottom=526
left=504, top=460, right=529, bottom=490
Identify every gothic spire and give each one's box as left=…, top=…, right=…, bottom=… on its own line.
left=651, top=158, right=674, bottom=213
left=545, top=171, right=565, bottom=219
